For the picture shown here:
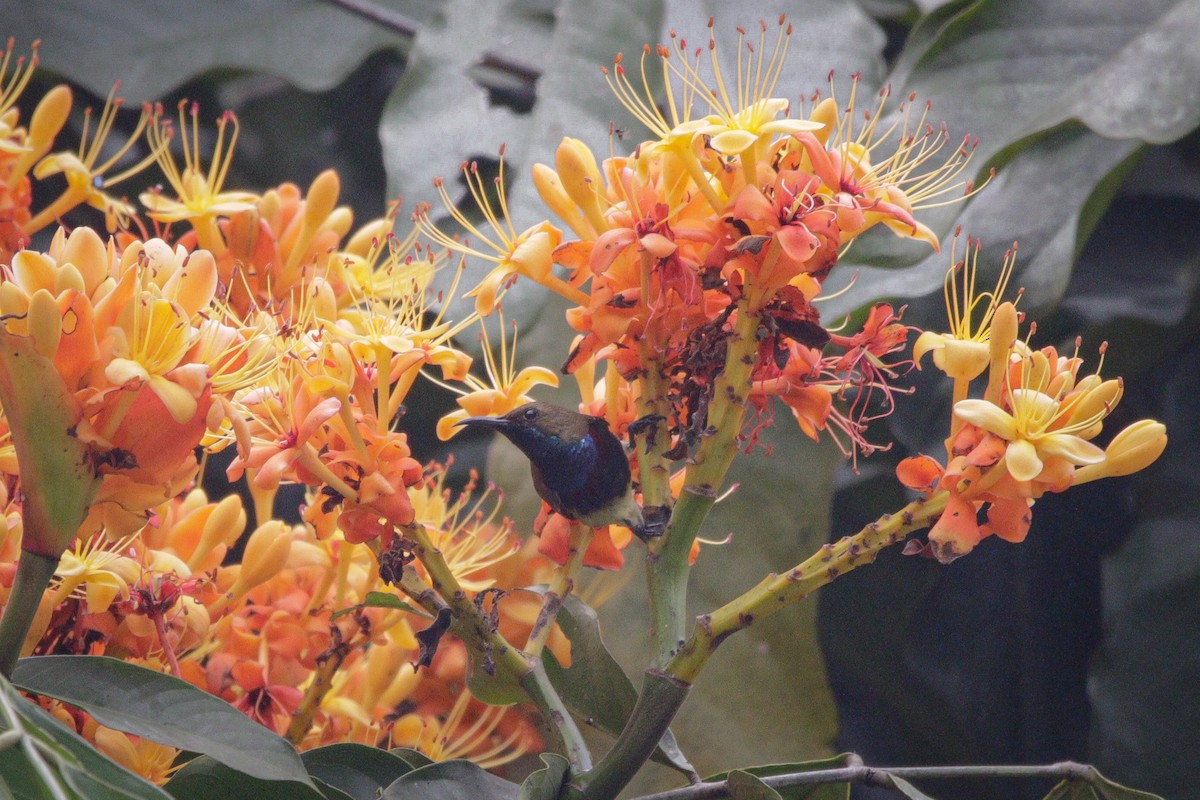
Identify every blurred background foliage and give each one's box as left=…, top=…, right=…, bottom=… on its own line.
left=7, top=0, right=1199, bottom=797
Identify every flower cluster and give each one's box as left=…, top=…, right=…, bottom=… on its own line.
left=899, top=240, right=1167, bottom=562
left=0, top=43, right=568, bottom=780
left=421, top=18, right=984, bottom=564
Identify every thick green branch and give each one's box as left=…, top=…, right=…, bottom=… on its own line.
left=0, top=553, right=58, bottom=678
left=566, top=669, right=691, bottom=800
left=668, top=492, right=950, bottom=683
left=396, top=524, right=593, bottom=773
left=647, top=296, right=759, bottom=665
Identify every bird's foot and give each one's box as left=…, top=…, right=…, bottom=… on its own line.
left=634, top=504, right=671, bottom=541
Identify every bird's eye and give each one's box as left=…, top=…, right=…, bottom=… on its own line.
left=523, top=406, right=539, bottom=421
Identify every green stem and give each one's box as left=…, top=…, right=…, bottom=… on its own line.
left=526, top=522, right=592, bottom=657
left=647, top=297, right=759, bottom=665
left=0, top=551, right=59, bottom=678
left=566, top=669, right=691, bottom=800
left=668, top=492, right=950, bottom=683
left=521, top=658, right=593, bottom=773
left=575, top=492, right=951, bottom=800
left=397, top=526, right=593, bottom=774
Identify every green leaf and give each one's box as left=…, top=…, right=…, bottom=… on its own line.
left=12, top=656, right=314, bottom=789
left=518, top=753, right=569, bottom=800
left=165, top=756, right=328, bottom=800
left=540, top=593, right=693, bottom=775
left=706, top=756, right=853, bottom=800
left=330, top=591, right=425, bottom=621
left=892, top=0, right=1200, bottom=148
left=0, top=0, right=443, bottom=102
left=827, top=126, right=1141, bottom=317
left=889, top=776, right=937, bottom=800
left=380, top=759, right=519, bottom=800
left=300, top=744, right=414, bottom=800
left=390, top=748, right=434, bottom=769
left=1088, top=769, right=1166, bottom=800
left=0, top=676, right=170, bottom=800
left=728, top=770, right=784, bottom=800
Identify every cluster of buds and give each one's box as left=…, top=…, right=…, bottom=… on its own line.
left=899, top=240, right=1167, bottom=562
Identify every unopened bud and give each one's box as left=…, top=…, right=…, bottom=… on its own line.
left=1075, top=420, right=1167, bottom=484
left=305, top=169, right=341, bottom=230
left=532, top=162, right=595, bottom=239
left=228, top=520, right=291, bottom=598
left=27, top=289, right=61, bottom=359
left=984, top=301, right=1019, bottom=404
left=186, top=494, right=246, bottom=572
left=555, top=138, right=607, bottom=234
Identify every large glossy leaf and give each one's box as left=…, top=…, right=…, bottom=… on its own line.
left=0, top=675, right=169, bottom=800
left=12, top=656, right=314, bottom=789
left=165, top=756, right=334, bottom=800
left=300, top=744, right=415, bottom=800
left=891, top=0, right=1200, bottom=149
left=0, top=0, right=443, bottom=102
left=380, top=759, right=519, bottom=800
left=539, top=593, right=692, bottom=774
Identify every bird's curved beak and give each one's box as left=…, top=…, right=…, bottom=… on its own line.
left=455, top=416, right=509, bottom=430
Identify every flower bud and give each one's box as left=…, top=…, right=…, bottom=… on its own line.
left=1074, top=420, right=1167, bottom=484
left=227, top=520, right=291, bottom=599
left=555, top=138, right=607, bottom=234
left=532, top=162, right=595, bottom=239
left=984, top=301, right=1019, bottom=404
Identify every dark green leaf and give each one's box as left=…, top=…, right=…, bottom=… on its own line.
left=1042, top=781, right=1096, bottom=800
left=12, top=656, right=313, bottom=789
left=706, top=757, right=853, bottom=800
left=892, top=0, right=1200, bottom=151
left=330, top=591, right=424, bottom=621
left=390, top=748, right=434, bottom=769
left=0, top=0, right=443, bottom=101
left=888, top=776, right=938, bottom=800
left=728, top=770, right=784, bottom=800
left=301, top=744, right=414, bottom=800
left=540, top=593, right=693, bottom=775
left=518, top=753, right=569, bottom=800
left=827, top=127, right=1141, bottom=318
left=1088, top=768, right=1166, bottom=800
left=0, top=683, right=171, bottom=800
left=165, top=756, right=326, bottom=800
left=381, top=759, right=519, bottom=800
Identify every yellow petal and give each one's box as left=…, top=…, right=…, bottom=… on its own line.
left=1037, top=433, right=1105, bottom=466
left=953, top=399, right=1019, bottom=439
left=708, top=128, right=759, bottom=155
left=1005, top=438, right=1043, bottom=482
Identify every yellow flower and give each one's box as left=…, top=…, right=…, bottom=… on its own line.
left=953, top=347, right=1116, bottom=483
left=105, top=296, right=203, bottom=424
left=415, top=154, right=582, bottom=315
left=139, top=102, right=257, bottom=250
left=31, top=87, right=165, bottom=233
left=407, top=467, right=517, bottom=592
left=666, top=18, right=822, bottom=159
left=49, top=533, right=137, bottom=613
left=913, top=238, right=1019, bottom=386
left=436, top=314, right=558, bottom=440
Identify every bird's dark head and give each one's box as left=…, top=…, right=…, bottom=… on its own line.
left=454, top=402, right=593, bottom=454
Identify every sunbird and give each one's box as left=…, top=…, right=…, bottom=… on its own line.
left=456, top=402, right=646, bottom=534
